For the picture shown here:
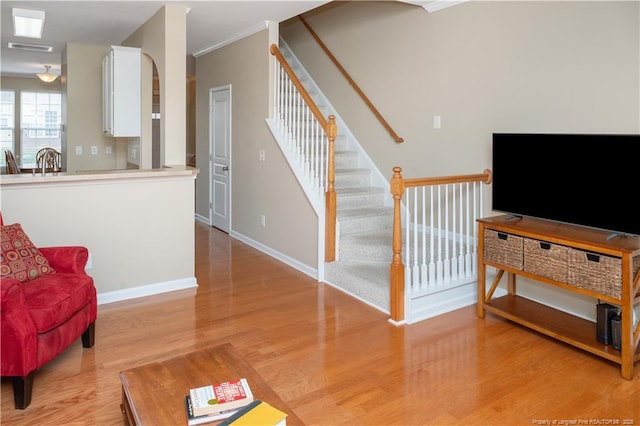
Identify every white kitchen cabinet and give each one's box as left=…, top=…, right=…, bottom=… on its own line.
left=102, top=46, right=141, bottom=137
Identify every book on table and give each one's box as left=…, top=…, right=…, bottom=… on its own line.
left=185, top=395, right=238, bottom=425
left=217, top=400, right=287, bottom=426
left=189, top=378, right=254, bottom=417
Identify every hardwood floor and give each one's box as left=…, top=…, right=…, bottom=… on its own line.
left=2, top=221, right=639, bottom=425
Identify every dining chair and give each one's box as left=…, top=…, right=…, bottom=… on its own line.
left=35, top=147, right=62, bottom=172
left=3, top=150, right=19, bottom=174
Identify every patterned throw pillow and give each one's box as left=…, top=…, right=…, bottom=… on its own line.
left=0, top=223, right=55, bottom=282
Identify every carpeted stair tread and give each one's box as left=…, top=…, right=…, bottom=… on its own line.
left=337, top=229, right=392, bottom=262
left=324, top=261, right=389, bottom=310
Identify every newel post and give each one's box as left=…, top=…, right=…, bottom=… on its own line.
left=390, top=166, right=405, bottom=322
left=325, top=115, right=337, bottom=262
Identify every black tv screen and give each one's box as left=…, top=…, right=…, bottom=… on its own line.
left=492, top=133, right=640, bottom=237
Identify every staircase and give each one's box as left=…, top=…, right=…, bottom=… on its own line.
left=278, top=41, right=394, bottom=313
left=326, top=152, right=393, bottom=312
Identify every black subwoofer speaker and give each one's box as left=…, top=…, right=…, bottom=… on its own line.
left=610, top=315, right=622, bottom=350
left=596, top=303, right=619, bottom=345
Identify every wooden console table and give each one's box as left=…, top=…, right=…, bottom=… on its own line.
left=477, top=215, right=640, bottom=379
left=119, top=343, right=303, bottom=425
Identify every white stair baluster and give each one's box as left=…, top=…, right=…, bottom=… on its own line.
left=444, top=184, right=451, bottom=283
left=452, top=184, right=459, bottom=281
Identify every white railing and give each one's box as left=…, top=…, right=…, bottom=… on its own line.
left=272, top=61, right=327, bottom=202
left=390, top=168, right=492, bottom=322
left=404, top=182, right=481, bottom=292
left=268, top=44, right=338, bottom=262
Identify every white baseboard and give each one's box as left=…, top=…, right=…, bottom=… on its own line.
left=194, top=213, right=209, bottom=225
left=97, top=277, right=198, bottom=305
left=405, top=270, right=596, bottom=325
left=407, top=280, right=499, bottom=324
left=230, top=230, right=318, bottom=280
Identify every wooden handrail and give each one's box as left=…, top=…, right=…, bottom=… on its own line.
left=298, top=15, right=404, bottom=144
left=403, top=169, right=493, bottom=188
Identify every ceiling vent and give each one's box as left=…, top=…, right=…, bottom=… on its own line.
left=7, top=42, right=53, bottom=52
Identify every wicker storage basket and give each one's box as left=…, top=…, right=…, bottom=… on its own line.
left=524, top=238, right=568, bottom=282
left=567, top=248, right=621, bottom=299
left=634, top=255, right=640, bottom=297
left=484, top=229, right=523, bottom=270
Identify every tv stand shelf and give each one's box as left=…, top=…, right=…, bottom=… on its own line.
left=477, top=215, right=640, bottom=380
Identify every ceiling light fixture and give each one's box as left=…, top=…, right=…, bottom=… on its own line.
left=37, top=66, right=58, bottom=83
left=12, top=8, right=45, bottom=39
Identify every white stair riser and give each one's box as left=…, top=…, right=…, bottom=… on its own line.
left=335, top=171, right=370, bottom=188
left=334, top=137, right=349, bottom=152
left=335, top=152, right=358, bottom=169
left=339, top=213, right=393, bottom=235
left=337, top=191, right=384, bottom=209
left=338, top=241, right=390, bottom=262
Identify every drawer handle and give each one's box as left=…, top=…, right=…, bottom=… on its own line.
left=497, top=232, right=508, bottom=240
left=539, top=242, right=551, bottom=250
left=586, top=253, right=600, bottom=263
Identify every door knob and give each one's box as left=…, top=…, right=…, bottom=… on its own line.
left=222, top=166, right=229, bottom=172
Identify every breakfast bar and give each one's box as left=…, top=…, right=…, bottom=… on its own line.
left=1, top=166, right=199, bottom=305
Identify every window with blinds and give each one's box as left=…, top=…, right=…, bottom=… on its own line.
left=19, top=91, right=62, bottom=165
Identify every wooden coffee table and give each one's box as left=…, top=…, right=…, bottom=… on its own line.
left=119, top=343, right=303, bottom=425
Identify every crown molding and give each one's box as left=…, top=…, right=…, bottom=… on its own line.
left=192, top=20, right=269, bottom=57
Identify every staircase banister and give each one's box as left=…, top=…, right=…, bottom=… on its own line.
left=270, top=44, right=328, bottom=129
left=389, top=166, right=492, bottom=324
left=298, top=16, right=404, bottom=144
left=402, top=169, right=493, bottom=188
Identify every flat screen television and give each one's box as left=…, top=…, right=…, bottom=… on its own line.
left=492, top=133, right=640, bottom=238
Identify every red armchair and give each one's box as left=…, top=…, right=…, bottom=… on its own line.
left=1, top=216, right=97, bottom=409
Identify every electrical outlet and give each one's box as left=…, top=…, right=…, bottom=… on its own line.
left=433, top=115, right=441, bottom=129
left=259, top=149, right=266, bottom=162
left=260, top=214, right=266, bottom=227
left=75, top=146, right=83, bottom=155
left=106, top=146, right=113, bottom=154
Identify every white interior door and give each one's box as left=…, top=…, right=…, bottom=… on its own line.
left=209, top=86, right=231, bottom=232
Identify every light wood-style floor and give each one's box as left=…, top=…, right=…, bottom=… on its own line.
left=2, top=221, right=639, bottom=425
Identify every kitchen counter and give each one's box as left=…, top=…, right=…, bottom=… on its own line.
left=0, top=166, right=198, bottom=187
